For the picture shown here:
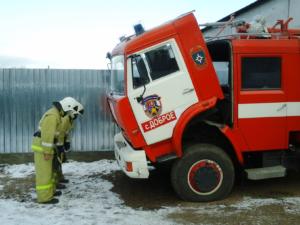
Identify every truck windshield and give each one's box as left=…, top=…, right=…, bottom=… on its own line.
left=110, top=55, right=125, bottom=95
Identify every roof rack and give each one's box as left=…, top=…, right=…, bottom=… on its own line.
left=203, top=17, right=300, bottom=41
left=205, top=33, right=270, bottom=41
left=205, top=32, right=300, bottom=42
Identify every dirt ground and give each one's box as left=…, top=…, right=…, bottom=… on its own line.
left=1, top=152, right=300, bottom=225
left=104, top=169, right=300, bottom=225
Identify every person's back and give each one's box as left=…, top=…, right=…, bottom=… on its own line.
left=32, top=106, right=62, bottom=204
left=31, top=97, right=80, bottom=204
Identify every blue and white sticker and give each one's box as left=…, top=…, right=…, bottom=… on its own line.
left=191, top=47, right=206, bottom=67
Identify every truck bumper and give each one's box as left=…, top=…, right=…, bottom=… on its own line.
left=114, top=132, right=149, bottom=178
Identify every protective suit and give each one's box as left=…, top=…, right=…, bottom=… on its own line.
left=32, top=97, right=80, bottom=204
left=55, top=115, right=73, bottom=183
left=31, top=107, right=62, bottom=203
left=54, top=101, right=84, bottom=184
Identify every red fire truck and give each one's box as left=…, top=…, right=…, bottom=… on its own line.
left=107, top=12, right=300, bottom=202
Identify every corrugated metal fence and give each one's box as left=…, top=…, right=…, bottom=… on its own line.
left=0, top=68, right=118, bottom=153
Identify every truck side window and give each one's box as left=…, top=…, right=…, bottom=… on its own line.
left=242, top=57, right=281, bottom=90
left=132, top=55, right=150, bottom=89
left=145, top=44, right=179, bottom=80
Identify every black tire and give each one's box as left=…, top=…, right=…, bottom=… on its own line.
left=171, top=143, right=235, bottom=202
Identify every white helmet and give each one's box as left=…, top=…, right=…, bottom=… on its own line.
left=76, top=102, right=84, bottom=115
left=58, top=97, right=79, bottom=113
left=70, top=101, right=84, bottom=119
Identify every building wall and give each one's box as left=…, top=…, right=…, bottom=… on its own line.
left=289, top=0, right=300, bottom=27
left=0, top=68, right=118, bottom=153
left=203, top=0, right=299, bottom=38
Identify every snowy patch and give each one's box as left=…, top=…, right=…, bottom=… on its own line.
left=2, top=160, right=119, bottom=179
left=62, top=159, right=120, bottom=176
left=4, top=163, right=35, bottom=178
left=231, top=196, right=300, bottom=214
left=282, top=197, right=300, bottom=214
left=1, top=160, right=300, bottom=225
left=0, top=160, right=177, bottom=225
left=169, top=196, right=300, bottom=217
left=231, top=196, right=280, bottom=210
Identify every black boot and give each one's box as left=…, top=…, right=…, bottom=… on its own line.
left=41, top=198, right=59, bottom=204
left=54, top=191, right=62, bottom=197
left=59, top=178, right=69, bottom=183
left=56, top=183, right=66, bottom=189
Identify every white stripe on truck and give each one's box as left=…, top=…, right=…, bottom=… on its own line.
left=238, top=102, right=300, bottom=119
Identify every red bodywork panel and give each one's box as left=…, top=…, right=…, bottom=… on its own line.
left=171, top=14, right=223, bottom=101
left=232, top=38, right=300, bottom=152
left=172, top=97, right=218, bottom=157
left=107, top=95, right=146, bottom=148
left=113, top=13, right=224, bottom=101
left=109, top=13, right=223, bottom=156
left=108, top=12, right=300, bottom=165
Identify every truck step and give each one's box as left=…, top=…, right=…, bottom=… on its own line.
left=245, top=165, right=286, bottom=180
left=156, top=153, right=178, bottom=163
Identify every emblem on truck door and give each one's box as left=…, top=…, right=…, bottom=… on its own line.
left=141, top=94, right=162, bottom=118
left=191, top=46, right=206, bottom=67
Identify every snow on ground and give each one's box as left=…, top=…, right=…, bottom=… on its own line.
left=174, top=196, right=300, bottom=216
left=4, top=163, right=35, bottom=178
left=1, top=160, right=300, bottom=225
left=0, top=160, right=178, bottom=225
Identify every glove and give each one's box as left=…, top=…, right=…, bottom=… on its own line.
left=64, top=141, right=71, bottom=152
left=52, top=153, right=60, bottom=169
left=57, top=146, right=65, bottom=154
left=62, top=152, right=67, bottom=163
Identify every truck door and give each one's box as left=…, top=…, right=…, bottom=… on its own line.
left=237, top=55, right=287, bottom=150
left=127, top=39, right=198, bottom=145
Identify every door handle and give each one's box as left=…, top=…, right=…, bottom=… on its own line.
left=277, top=103, right=287, bottom=112
left=182, top=88, right=194, bottom=95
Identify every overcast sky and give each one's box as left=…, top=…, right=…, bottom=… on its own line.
left=0, top=0, right=255, bottom=69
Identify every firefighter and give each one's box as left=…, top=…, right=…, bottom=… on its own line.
left=31, top=97, right=79, bottom=204
left=55, top=101, right=84, bottom=185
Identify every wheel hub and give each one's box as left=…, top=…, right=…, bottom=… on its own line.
left=188, top=160, right=223, bottom=195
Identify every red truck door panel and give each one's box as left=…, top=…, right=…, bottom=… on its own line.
left=237, top=54, right=287, bottom=151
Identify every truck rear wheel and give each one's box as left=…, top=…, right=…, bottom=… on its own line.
left=171, top=144, right=234, bottom=202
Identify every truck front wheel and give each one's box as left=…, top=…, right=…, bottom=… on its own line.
left=171, top=144, right=234, bottom=202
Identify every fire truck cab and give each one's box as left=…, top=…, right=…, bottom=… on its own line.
left=107, top=12, right=300, bottom=202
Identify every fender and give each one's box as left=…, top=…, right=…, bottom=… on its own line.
left=220, top=126, right=247, bottom=164
left=172, top=97, right=218, bottom=157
